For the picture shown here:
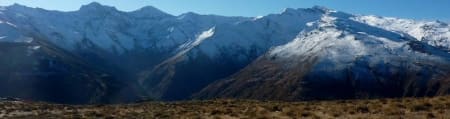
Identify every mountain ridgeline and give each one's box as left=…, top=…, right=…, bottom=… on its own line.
left=0, top=2, right=449, bottom=104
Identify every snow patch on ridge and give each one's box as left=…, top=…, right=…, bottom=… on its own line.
left=167, top=27, right=216, bottom=62
left=253, top=16, right=264, bottom=21
left=0, top=21, right=29, bottom=43
left=195, top=27, right=216, bottom=46
left=352, top=15, right=450, bottom=51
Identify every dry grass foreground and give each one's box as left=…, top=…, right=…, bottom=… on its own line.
left=0, top=96, right=450, bottom=119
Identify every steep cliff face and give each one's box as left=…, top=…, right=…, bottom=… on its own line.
left=0, top=36, right=127, bottom=104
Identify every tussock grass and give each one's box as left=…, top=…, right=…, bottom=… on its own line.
left=0, top=96, right=449, bottom=118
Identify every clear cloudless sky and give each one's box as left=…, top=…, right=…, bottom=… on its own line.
left=0, top=0, right=449, bottom=21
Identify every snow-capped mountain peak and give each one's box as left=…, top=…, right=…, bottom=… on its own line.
left=134, top=6, right=165, bottom=14
left=79, top=2, right=117, bottom=12
left=2, top=3, right=38, bottom=14
left=130, top=6, right=173, bottom=18
left=281, top=8, right=298, bottom=14
left=352, top=15, right=450, bottom=51
left=269, top=10, right=449, bottom=64
left=6, top=3, right=28, bottom=9
left=281, top=6, right=331, bottom=15
left=311, top=5, right=334, bottom=13
left=177, top=12, right=200, bottom=19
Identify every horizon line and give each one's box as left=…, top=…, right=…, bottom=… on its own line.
left=1, top=2, right=449, bottom=23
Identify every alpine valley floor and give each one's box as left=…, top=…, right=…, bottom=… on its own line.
left=1, top=96, right=450, bottom=119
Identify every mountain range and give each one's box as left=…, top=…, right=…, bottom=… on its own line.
left=0, top=2, right=449, bottom=104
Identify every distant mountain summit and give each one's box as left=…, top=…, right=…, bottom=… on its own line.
left=0, top=2, right=449, bottom=103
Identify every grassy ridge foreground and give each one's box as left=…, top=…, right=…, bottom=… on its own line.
left=1, top=96, right=450, bottom=119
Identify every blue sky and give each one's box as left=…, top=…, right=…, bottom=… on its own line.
left=0, top=0, right=449, bottom=21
